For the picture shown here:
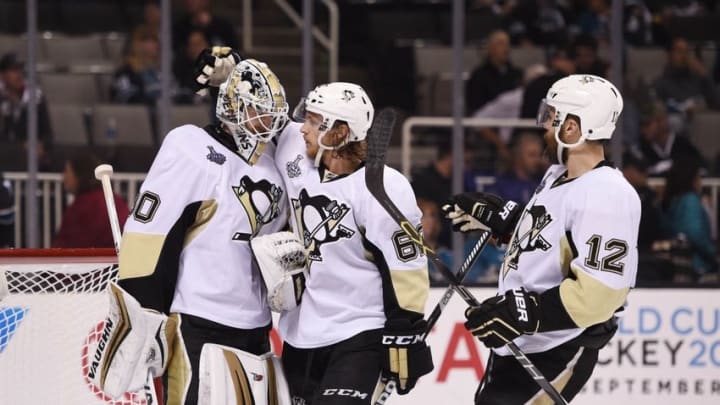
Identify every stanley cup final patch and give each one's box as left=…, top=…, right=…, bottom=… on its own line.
left=286, top=154, right=303, bottom=178
left=206, top=146, right=227, bottom=165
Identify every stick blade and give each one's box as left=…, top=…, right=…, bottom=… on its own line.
left=366, top=108, right=398, bottom=170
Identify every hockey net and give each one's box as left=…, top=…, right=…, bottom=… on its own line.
left=0, top=249, right=150, bottom=404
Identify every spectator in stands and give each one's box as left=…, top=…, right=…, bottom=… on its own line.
left=485, top=132, right=544, bottom=206
left=577, top=0, right=611, bottom=44
left=52, top=154, right=130, bottom=248
left=0, top=52, right=53, bottom=170
left=661, top=158, right=718, bottom=283
left=624, top=0, right=654, bottom=46
left=621, top=152, right=675, bottom=283
left=473, top=64, right=547, bottom=155
left=622, top=152, right=662, bottom=250
left=0, top=172, right=13, bottom=248
left=466, top=30, right=522, bottom=115
left=571, top=34, right=609, bottom=77
left=111, top=28, right=161, bottom=104
left=520, top=46, right=575, bottom=120
left=134, top=1, right=161, bottom=39
left=173, top=0, right=237, bottom=55
left=634, top=100, right=704, bottom=174
left=654, top=37, right=718, bottom=119
left=413, top=142, right=455, bottom=249
left=417, top=198, right=453, bottom=284
left=173, top=30, right=210, bottom=104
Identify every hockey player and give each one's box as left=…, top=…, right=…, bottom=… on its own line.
left=273, top=83, right=434, bottom=404
left=114, top=53, right=291, bottom=404
left=444, top=74, right=640, bottom=403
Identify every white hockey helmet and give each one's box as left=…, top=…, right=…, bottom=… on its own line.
left=537, top=74, right=623, bottom=163
left=216, top=59, right=289, bottom=145
left=292, top=82, right=374, bottom=166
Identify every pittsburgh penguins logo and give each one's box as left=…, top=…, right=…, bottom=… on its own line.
left=240, top=69, right=263, bottom=97
left=292, top=189, right=355, bottom=264
left=502, top=205, right=552, bottom=278
left=232, top=175, right=283, bottom=241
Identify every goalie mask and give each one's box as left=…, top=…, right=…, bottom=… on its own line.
left=216, top=59, right=289, bottom=157
left=537, top=74, right=623, bottom=164
left=292, top=82, right=374, bottom=166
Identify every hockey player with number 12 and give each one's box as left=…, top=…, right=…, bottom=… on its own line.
left=444, top=74, right=641, bottom=403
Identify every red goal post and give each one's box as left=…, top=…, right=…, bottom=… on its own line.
left=0, top=248, right=151, bottom=404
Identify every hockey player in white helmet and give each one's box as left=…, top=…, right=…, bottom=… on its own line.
left=443, top=74, right=640, bottom=403
left=115, top=54, right=294, bottom=404
left=270, top=82, right=433, bottom=404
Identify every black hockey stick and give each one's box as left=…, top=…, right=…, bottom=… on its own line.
left=374, top=231, right=491, bottom=405
left=365, top=108, right=568, bottom=405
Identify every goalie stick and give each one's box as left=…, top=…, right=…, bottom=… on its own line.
left=364, top=109, right=569, bottom=405
left=95, top=164, right=161, bottom=405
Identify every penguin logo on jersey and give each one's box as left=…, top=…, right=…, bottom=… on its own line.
left=231, top=175, right=283, bottom=241
left=502, top=205, right=552, bottom=278
left=292, top=189, right=355, bottom=264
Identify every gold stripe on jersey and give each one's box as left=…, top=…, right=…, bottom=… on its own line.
left=166, top=313, right=191, bottom=405
left=184, top=200, right=218, bottom=247
left=560, top=264, right=629, bottom=327
left=390, top=267, right=430, bottom=314
left=118, top=232, right=166, bottom=279
left=266, top=357, right=278, bottom=405
left=559, top=234, right=575, bottom=277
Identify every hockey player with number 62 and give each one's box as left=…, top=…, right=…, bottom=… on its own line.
left=444, top=74, right=641, bottom=404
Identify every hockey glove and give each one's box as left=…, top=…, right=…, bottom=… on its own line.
left=251, top=231, right=308, bottom=312
left=194, top=46, right=241, bottom=95
left=442, top=192, right=521, bottom=240
left=464, top=288, right=540, bottom=349
left=380, top=317, right=434, bottom=395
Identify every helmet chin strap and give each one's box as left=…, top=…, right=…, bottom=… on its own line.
left=313, top=127, right=349, bottom=167
left=553, top=121, right=588, bottom=165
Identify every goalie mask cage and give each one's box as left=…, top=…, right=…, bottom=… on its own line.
left=0, top=249, right=150, bottom=404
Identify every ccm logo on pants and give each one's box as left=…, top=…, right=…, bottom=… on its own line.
left=322, top=388, right=368, bottom=399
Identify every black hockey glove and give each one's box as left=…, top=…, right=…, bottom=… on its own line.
left=380, top=317, right=434, bottom=395
left=193, top=46, right=241, bottom=95
left=464, top=288, right=540, bottom=349
left=442, top=192, right=521, bottom=240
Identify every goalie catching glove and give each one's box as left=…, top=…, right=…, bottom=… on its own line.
left=88, top=283, right=179, bottom=398
left=442, top=192, right=521, bottom=241
left=251, top=231, right=308, bottom=312
left=194, top=46, right=241, bottom=95
left=464, top=288, right=540, bottom=349
left=380, top=317, right=434, bottom=395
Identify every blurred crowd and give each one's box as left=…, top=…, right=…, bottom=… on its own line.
left=0, top=0, right=718, bottom=285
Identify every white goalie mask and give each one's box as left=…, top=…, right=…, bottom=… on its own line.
left=216, top=59, right=289, bottom=153
left=537, top=74, right=623, bottom=164
left=292, top=82, right=374, bottom=166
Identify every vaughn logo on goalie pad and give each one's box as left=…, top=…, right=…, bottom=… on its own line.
left=87, top=317, right=114, bottom=380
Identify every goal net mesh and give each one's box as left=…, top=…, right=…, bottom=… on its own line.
left=0, top=249, right=148, bottom=404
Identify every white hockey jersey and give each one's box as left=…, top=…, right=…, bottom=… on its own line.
left=495, top=162, right=641, bottom=356
left=275, top=123, right=429, bottom=348
left=118, top=124, right=287, bottom=329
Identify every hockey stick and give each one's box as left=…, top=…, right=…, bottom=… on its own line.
left=364, top=109, right=569, bottom=405
left=374, top=231, right=491, bottom=405
left=95, top=164, right=162, bottom=405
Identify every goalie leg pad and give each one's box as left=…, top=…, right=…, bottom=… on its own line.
left=251, top=231, right=308, bottom=312
left=89, top=283, right=178, bottom=398
left=199, top=343, right=291, bottom=405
